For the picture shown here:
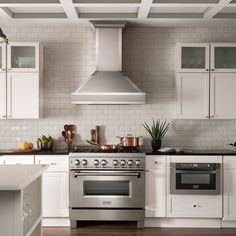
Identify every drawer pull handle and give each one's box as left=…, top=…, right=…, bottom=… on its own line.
left=50, top=163, right=57, bottom=165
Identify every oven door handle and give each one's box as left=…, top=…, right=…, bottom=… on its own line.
left=73, top=171, right=141, bottom=177
left=175, top=170, right=216, bottom=174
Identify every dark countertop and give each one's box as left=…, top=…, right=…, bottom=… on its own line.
left=0, top=149, right=69, bottom=155
left=145, top=149, right=236, bottom=156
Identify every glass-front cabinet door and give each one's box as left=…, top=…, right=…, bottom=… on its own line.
left=7, top=42, right=39, bottom=72
left=211, top=43, right=236, bottom=72
left=177, top=43, right=209, bottom=73
left=0, top=43, right=6, bottom=72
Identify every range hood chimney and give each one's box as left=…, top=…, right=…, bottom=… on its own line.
left=71, top=21, right=146, bottom=105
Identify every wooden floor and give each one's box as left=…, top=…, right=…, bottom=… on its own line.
left=43, top=223, right=236, bottom=236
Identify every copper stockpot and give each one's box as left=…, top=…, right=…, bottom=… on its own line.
left=117, top=135, right=141, bottom=148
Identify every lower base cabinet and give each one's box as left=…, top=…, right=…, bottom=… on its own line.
left=42, top=172, right=69, bottom=217
left=145, top=156, right=166, bottom=217
left=223, top=156, right=236, bottom=221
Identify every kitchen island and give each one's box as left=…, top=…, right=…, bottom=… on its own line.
left=0, top=165, right=48, bottom=236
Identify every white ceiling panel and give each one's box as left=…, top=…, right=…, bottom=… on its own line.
left=150, top=6, right=208, bottom=14
left=76, top=6, right=139, bottom=14
left=8, top=6, right=65, bottom=13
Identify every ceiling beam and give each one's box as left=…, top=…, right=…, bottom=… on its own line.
left=59, top=0, right=78, bottom=19
left=203, top=0, right=232, bottom=19
left=138, top=0, right=152, bottom=19
left=0, top=7, right=13, bottom=19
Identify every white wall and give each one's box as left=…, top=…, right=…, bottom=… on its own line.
left=0, top=26, right=236, bottom=150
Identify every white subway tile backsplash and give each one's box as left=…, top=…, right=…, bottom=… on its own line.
left=1, top=26, right=236, bottom=149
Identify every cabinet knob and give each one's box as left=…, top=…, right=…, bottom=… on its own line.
left=206, top=69, right=209, bottom=71
left=211, top=69, right=215, bottom=71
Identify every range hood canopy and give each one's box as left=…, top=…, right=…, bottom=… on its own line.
left=71, top=21, right=145, bottom=105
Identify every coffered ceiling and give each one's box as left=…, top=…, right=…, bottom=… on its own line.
left=1, top=0, right=236, bottom=27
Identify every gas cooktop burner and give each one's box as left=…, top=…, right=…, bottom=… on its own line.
left=73, top=146, right=144, bottom=153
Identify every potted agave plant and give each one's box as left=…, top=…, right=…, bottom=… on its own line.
left=142, top=119, right=170, bottom=152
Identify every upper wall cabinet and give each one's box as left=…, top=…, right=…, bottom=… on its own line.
left=0, top=44, right=6, bottom=72
left=0, top=42, right=42, bottom=120
left=176, top=43, right=209, bottom=73
left=211, top=43, right=236, bottom=73
left=176, top=43, right=236, bottom=119
left=7, top=42, right=39, bottom=72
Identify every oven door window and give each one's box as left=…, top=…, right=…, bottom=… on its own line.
left=176, top=172, right=216, bottom=190
left=84, top=181, right=130, bottom=196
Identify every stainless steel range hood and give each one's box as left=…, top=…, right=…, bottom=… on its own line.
left=71, top=21, right=145, bottom=105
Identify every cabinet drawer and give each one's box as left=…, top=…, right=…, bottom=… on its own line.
left=146, top=156, right=166, bottom=169
left=35, top=155, right=68, bottom=172
left=224, top=156, right=236, bottom=169
left=168, top=195, right=222, bottom=218
left=3, top=155, right=34, bottom=164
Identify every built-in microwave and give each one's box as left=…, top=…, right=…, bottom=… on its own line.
left=170, top=163, right=221, bottom=195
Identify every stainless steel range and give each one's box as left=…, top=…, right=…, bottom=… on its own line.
left=69, top=148, right=145, bottom=229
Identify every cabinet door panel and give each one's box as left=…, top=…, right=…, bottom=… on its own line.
left=176, top=73, right=209, bottom=119
left=7, top=42, right=39, bottom=72
left=3, top=155, right=34, bottom=164
left=210, top=73, right=236, bottom=119
left=0, top=73, right=6, bottom=119
left=211, top=43, right=236, bottom=73
left=145, top=168, right=166, bottom=217
left=0, top=43, right=6, bottom=72
left=177, top=43, right=209, bottom=73
left=42, top=172, right=69, bottom=217
left=223, top=156, right=236, bottom=221
left=7, top=73, right=39, bottom=119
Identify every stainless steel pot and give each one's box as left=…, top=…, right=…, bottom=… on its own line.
left=117, top=135, right=141, bottom=148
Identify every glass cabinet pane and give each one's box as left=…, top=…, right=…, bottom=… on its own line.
left=0, top=47, right=2, bottom=69
left=215, top=47, right=236, bottom=69
left=181, top=47, right=206, bottom=69
left=11, top=46, right=35, bottom=69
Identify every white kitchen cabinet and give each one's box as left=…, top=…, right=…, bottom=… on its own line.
left=0, top=42, right=42, bottom=119
left=0, top=73, right=6, bottom=119
left=167, top=195, right=222, bottom=218
left=145, top=156, right=166, bottom=217
left=35, top=155, right=69, bottom=218
left=0, top=43, right=6, bottom=72
left=223, top=156, right=236, bottom=221
left=211, top=43, right=236, bottom=73
left=7, top=73, right=39, bottom=119
left=176, top=43, right=209, bottom=73
left=3, top=155, right=34, bottom=164
left=176, top=73, right=209, bottom=119
left=210, top=73, right=236, bottom=119
left=0, top=157, right=4, bottom=164
left=7, top=42, right=39, bottom=72
left=176, top=43, right=236, bottom=119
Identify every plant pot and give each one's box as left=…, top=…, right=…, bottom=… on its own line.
left=151, top=139, right=162, bottom=152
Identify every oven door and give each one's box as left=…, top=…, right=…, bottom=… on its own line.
left=69, top=170, right=145, bottom=208
left=170, top=163, right=221, bottom=195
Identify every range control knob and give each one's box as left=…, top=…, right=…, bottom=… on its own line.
left=128, top=160, right=133, bottom=166
left=82, top=159, right=88, bottom=166
left=74, top=159, right=80, bottom=166
left=94, top=159, right=99, bottom=166
left=101, top=159, right=107, bottom=166
left=135, top=160, right=141, bottom=167
left=120, top=160, right=126, bottom=166
left=112, top=160, right=119, bottom=166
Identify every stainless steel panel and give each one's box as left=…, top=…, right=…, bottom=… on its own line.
left=170, top=163, right=221, bottom=195
left=69, top=209, right=144, bottom=222
left=69, top=170, right=145, bottom=208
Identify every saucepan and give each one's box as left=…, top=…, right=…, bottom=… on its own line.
left=86, top=140, right=124, bottom=151
left=117, top=134, right=142, bottom=148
